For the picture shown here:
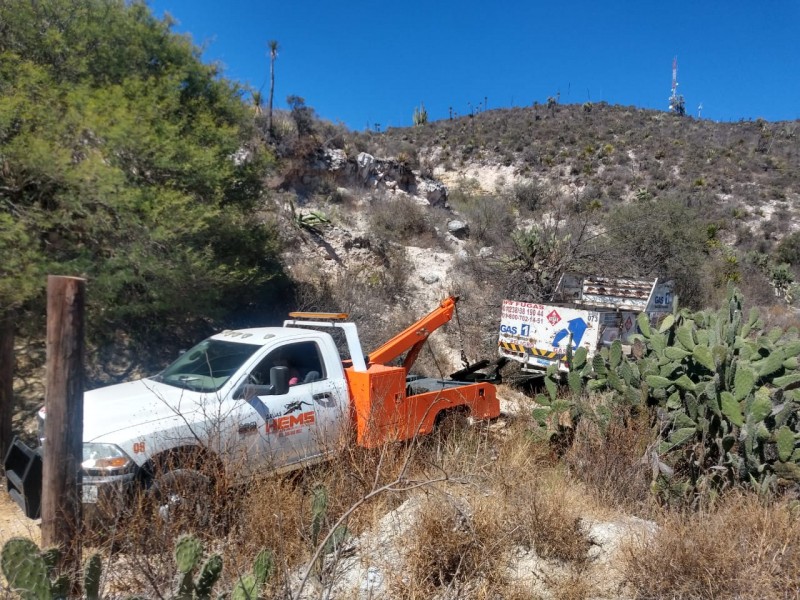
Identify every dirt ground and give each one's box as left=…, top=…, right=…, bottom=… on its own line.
left=0, top=490, right=39, bottom=545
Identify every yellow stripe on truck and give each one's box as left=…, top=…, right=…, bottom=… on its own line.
left=498, top=341, right=569, bottom=362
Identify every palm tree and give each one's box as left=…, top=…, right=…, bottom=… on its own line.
left=267, top=40, right=279, bottom=136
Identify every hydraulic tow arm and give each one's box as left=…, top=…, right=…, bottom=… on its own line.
left=366, top=296, right=458, bottom=371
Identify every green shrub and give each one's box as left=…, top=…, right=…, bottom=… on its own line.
left=776, top=231, right=800, bottom=266
left=512, top=180, right=546, bottom=212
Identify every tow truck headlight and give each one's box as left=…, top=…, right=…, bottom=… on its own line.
left=82, top=444, right=133, bottom=474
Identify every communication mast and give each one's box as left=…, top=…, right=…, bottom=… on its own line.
left=669, top=56, right=686, bottom=116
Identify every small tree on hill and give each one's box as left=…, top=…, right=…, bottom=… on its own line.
left=287, top=95, right=317, bottom=138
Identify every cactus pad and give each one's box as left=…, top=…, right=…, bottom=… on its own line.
left=1, top=538, right=50, bottom=600
left=84, top=553, right=103, bottom=600
left=174, top=534, right=204, bottom=574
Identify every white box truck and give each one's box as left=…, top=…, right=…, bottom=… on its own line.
left=498, top=300, right=600, bottom=373
left=499, top=275, right=674, bottom=374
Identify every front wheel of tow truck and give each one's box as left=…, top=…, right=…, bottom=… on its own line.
left=138, top=449, right=221, bottom=536
left=146, top=468, right=213, bottom=530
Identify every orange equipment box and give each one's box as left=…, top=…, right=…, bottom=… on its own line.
left=346, top=365, right=499, bottom=449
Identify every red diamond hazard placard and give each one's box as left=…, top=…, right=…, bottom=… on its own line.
left=624, top=316, right=633, bottom=331
left=547, top=309, right=561, bottom=326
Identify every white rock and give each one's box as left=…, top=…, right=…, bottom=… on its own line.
left=447, top=219, right=470, bottom=239
left=230, top=147, right=250, bottom=166
left=583, top=516, right=658, bottom=563
left=324, top=148, right=348, bottom=171
left=357, top=152, right=375, bottom=182
left=415, top=179, right=448, bottom=207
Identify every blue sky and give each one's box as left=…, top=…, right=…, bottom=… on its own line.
left=148, top=1, right=800, bottom=130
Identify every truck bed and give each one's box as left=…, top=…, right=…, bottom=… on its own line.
left=406, top=376, right=478, bottom=396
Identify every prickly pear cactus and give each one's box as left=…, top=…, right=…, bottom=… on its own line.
left=228, top=549, right=274, bottom=600
left=230, top=574, right=257, bottom=600
left=0, top=538, right=50, bottom=600
left=193, top=554, right=223, bottom=600
left=577, top=287, right=800, bottom=502
left=172, top=534, right=223, bottom=600
left=0, top=536, right=261, bottom=600
left=311, top=486, right=328, bottom=548
left=251, top=549, right=274, bottom=589
left=174, top=535, right=204, bottom=574
left=168, top=535, right=270, bottom=600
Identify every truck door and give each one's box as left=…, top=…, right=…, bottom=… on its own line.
left=244, top=340, right=344, bottom=469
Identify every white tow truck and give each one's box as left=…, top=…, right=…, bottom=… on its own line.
left=6, top=298, right=499, bottom=520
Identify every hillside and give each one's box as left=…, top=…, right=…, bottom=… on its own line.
left=267, top=102, right=800, bottom=374
left=368, top=102, right=799, bottom=220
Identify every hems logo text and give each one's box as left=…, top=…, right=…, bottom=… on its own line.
left=266, top=411, right=316, bottom=437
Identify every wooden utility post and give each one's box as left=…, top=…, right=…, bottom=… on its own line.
left=0, top=309, right=14, bottom=458
left=42, top=276, right=85, bottom=574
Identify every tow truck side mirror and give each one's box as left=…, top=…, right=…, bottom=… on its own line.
left=270, top=366, right=289, bottom=396
left=234, top=366, right=290, bottom=400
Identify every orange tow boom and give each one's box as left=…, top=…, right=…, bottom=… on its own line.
left=345, top=296, right=500, bottom=448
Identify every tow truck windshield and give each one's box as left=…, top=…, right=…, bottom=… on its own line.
left=153, top=339, right=261, bottom=392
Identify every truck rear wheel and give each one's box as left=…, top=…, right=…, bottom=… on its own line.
left=434, top=407, right=471, bottom=438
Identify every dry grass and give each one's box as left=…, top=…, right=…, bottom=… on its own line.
left=392, top=418, right=602, bottom=597
left=87, top=409, right=799, bottom=600
left=761, top=303, right=800, bottom=332
left=49, top=405, right=800, bottom=599
left=401, top=497, right=507, bottom=596
left=547, top=568, right=601, bottom=600
left=504, top=473, right=592, bottom=562
left=565, top=403, right=654, bottom=514
left=622, top=493, right=800, bottom=599
left=367, top=194, right=440, bottom=247
left=94, top=438, right=420, bottom=597
left=481, top=420, right=595, bottom=562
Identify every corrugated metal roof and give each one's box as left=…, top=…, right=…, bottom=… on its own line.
left=579, top=275, right=656, bottom=311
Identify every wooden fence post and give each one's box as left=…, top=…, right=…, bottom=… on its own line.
left=41, top=276, right=85, bottom=576
left=0, top=309, right=14, bottom=459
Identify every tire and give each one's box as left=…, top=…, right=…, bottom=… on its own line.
left=145, top=467, right=214, bottom=530
left=434, top=408, right=471, bottom=438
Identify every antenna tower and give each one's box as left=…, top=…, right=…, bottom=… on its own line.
left=669, top=56, right=686, bottom=116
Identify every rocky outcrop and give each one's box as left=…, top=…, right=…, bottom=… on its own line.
left=314, top=148, right=448, bottom=207
left=412, top=177, right=447, bottom=206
